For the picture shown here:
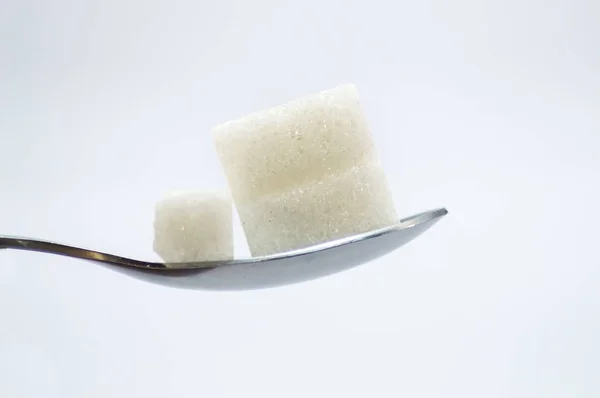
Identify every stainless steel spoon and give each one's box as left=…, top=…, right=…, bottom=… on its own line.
left=0, top=208, right=447, bottom=290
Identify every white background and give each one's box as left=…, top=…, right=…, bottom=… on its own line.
left=1, top=0, right=599, bottom=396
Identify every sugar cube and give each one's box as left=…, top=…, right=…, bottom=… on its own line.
left=153, top=191, right=233, bottom=263
left=213, top=84, right=398, bottom=256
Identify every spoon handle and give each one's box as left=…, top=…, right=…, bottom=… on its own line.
left=0, top=235, right=160, bottom=269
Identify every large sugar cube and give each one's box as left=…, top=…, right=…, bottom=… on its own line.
left=153, top=191, right=233, bottom=263
left=212, top=84, right=378, bottom=201
left=213, top=84, right=398, bottom=257
left=237, top=163, right=398, bottom=256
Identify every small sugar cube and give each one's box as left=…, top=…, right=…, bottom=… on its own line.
left=213, top=84, right=398, bottom=256
left=153, top=191, right=233, bottom=263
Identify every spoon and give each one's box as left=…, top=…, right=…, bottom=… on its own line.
left=0, top=208, right=447, bottom=290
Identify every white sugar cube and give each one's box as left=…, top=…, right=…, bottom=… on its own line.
left=237, top=163, right=398, bottom=256
left=153, top=191, right=233, bottom=263
left=213, top=84, right=378, bottom=201
left=212, top=84, right=398, bottom=256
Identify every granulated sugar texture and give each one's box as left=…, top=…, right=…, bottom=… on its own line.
left=212, top=84, right=378, bottom=201
left=153, top=191, right=233, bottom=263
left=237, top=163, right=398, bottom=256
left=213, top=84, right=398, bottom=256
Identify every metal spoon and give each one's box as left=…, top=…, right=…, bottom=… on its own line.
left=0, top=208, right=447, bottom=290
